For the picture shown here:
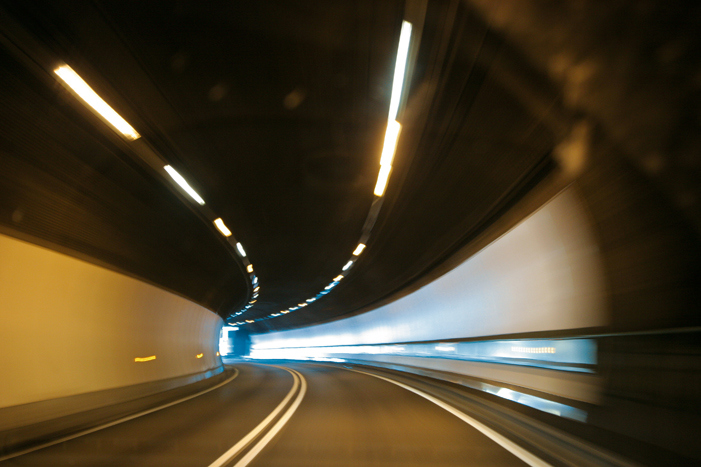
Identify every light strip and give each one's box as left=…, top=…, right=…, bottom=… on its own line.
left=333, top=275, right=344, bottom=282
left=213, top=218, right=232, bottom=237
left=247, top=264, right=254, bottom=273
left=164, top=165, right=205, bottom=205
left=342, top=260, right=353, bottom=271
left=373, top=164, right=392, bottom=197
left=353, top=243, right=366, bottom=256
left=134, top=355, right=156, bottom=362
left=54, top=65, right=141, bottom=140
left=387, top=21, right=413, bottom=121
left=379, top=121, right=402, bottom=166
left=236, top=243, right=247, bottom=257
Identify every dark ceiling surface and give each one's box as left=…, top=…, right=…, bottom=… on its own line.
left=0, top=0, right=559, bottom=332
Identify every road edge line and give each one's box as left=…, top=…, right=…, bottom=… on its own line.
left=0, top=367, right=239, bottom=462
left=348, top=368, right=552, bottom=467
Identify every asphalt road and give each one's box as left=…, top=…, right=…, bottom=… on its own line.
left=4, top=363, right=528, bottom=466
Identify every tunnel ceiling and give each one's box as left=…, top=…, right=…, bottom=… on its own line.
left=0, top=0, right=559, bottom=332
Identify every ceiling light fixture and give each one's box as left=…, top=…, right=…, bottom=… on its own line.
left=379, top=121, right=402, bottom=166
left=353, top=243, right=366, bottom=256
left=373, top=164, right=392, bottom=197
left=236, top=242, right=247, bottom=257
left=164, top=165, right=205, bottom=205
left=388, top=21, right=413, bottom=121
left=54, top=65, right=141, bottom=141
left=342, top=260, right=354, bottom=271
left=247, top=264, right=253, bottom=273
left=213, top=218, right=232, bottom=237
left=333, top=275, right=344, bottom=282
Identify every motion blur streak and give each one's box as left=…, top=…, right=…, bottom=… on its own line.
left=213, top=218, right=232, bottom=237
left=379, top=120, right=402, bottom=166
left=387, top=21, right=412, bottom=121
left=163, top=165, right=206, bottom=205
left=53, top=65, right=140, bottom=140
left=373, top=162, right=393, bottom=196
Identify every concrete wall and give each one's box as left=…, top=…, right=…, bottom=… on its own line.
left=0, top=232, right=223, bottom=409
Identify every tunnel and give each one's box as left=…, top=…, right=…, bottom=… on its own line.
left=0, top=1, right=699, bottom=466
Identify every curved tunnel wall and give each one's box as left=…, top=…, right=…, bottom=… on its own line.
left=253, top=187, right=607, bottom=350
left=0, top=232, right=223, bottom=410
left=250, top=187, right=607, bottom=404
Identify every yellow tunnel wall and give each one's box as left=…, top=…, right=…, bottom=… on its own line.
left=0, top=232, right=223, bottom=409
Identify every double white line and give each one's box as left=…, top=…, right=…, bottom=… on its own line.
left=208, top=366, right=307, bottom=467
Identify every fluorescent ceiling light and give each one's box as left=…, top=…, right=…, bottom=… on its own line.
left=164, top=165, right=205, bottom=205
left=373, top=164, right=392, bottom=197
left=54, top=65, right=141, bottom=140
left=236, top=243, right=247, bottom=257
left=213, top=218, right=232, bottom=237
left=353, top=243, right=366, bottom=256
left=247, top=264, right=254, bottom=273
left=387, top=21, right=413, bottom=121
left=379, top=121, right=402, bottom=166
left=342, top=260, right=353, bottom=271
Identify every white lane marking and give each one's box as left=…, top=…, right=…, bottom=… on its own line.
left=208, top=366, right=305, bottom=467
left=232, top=368, right=307, bottom=467
left=349, top=368, right=551, bottom=467
left=0, top=368, right=239, bottom=462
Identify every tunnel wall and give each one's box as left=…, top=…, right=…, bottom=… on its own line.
left=253, top=187, right=606, bottom=349
left=251, top=188, right=606, bottom=402
left=0, top=232, right=223, bottom=410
